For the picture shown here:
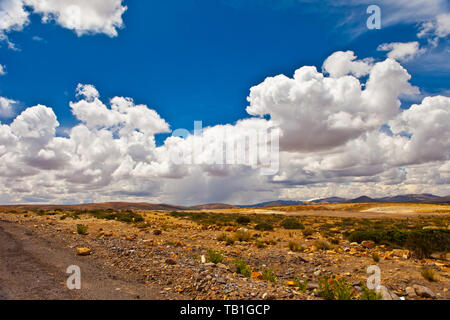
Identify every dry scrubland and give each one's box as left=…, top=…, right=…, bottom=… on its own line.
left=0, top=202, right=449, bottom=300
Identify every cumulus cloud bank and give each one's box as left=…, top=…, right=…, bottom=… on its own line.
left=0, top=51, right=448, bottom=205
left=0, top=0, right=127, bottom=47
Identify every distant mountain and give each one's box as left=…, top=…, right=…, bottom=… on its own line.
left=189, top=203, right=236, bottom=210
left=377, top=194, right=443, bottom=203
left=240, top=200, right=304, bottom=208
left=0, top=202, right=187, bottom=211
left=309, top=197, right=347, bottom=204
left=346, top=196, right=378, bottom=203
left=310, top=194, right=450, bottom=204
left=1, top=194, right=448, bottom=212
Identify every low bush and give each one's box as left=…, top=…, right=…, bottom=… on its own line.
left=294, top=277, right=308, bottom=292
left=90, top=210, right=144, bottom=223
left=254, top=222, right=274, bottom=231
left=406, top=230, right=450, bottom=258
left=318, top=277, right=354, bottom=300
left=359, top=283, right=382, bottom=300
left=217, top=233, right=228, bottom=242
left=233, top=230, right=252, bottom=242
left=76, top=224, right=88, bottom=235
left=235, top=259, right=251, bottom=277
left=236, top=216, right=251, bottom=225
left=262, top=268, right=277, bottom=282
left=421, top=267, right=438, bottom=282
left=302, top=228, right=314, bottom=237
left=347, top=228, right=450, bottom=258
left=314, top=239, right=332, bottom=251
left=372, top=253, right=380, bottom=263
left=288, top=241, right=304, bottom=252
left=207, top=249, right=223, bottom=264
left=281, top=218, right=304, bottom=230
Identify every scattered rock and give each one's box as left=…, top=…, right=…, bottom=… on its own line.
left=390, top=249, right=411, bottom=259
left=376, top=286, right=394, bottom=300
left=361, top=240, right=375, bottom=249
left=405, top=286, right=417, bottom=298
left=412, top=284, right=435, bottom=299
left=251, top=272, right=263, bottom=280
left=307, top=282, right=319, bottom=290
left=76, top=248, right=91, bottom=256
left=217, top=263, right=228, bottom=270
left=165, top=258, right=177, bottom=265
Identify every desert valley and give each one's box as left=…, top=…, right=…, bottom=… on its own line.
left=0, top=195, right=448, bottom=300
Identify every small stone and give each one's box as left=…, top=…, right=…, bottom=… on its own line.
left=376, top=286, right=393, bottom=300
left=391, top=249, right=411, bottom=259
left=361, top=240, right=375, bottom=249
left=412, top=284, right=435, bottom=299
left=307, top=282, right=319, bottom=290
left=76, top=248, right=91, bottom=256
left=251, top=272, right=263, bottom=280
left=165, top=258, right=177, bottom=265
left=405, top=286, right=417, bottom=298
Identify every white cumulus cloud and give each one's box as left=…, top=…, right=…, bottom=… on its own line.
left=377, top=42, right=425, bottom=62
left=0, top=0, right=127, bottom=47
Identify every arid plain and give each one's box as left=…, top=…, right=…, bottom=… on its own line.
left=0, top=202, right=449, bottom=300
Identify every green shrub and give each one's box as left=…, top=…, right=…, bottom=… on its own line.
left=347, top=229, right=409, bottom=245
left=236, top=216, right=251, bottom=225
left=406, top=230, right=450, bottom=258
left=76, top=224, right=88, bottom=235
left=318, top=277, right=335, bottom=300
left=330, top=237, right=340, bottom=245
left=262, top=268, right=277, bottom=282
left=235, top=259, right=251, bottom=277
left=281, top=218, right=304, bottom=230
left=254, top=222, right=274, bottom=231
left=288, top=241, right=304, bottom=252
left=372, top=253, right=380, bottom=263
left=302, top=228, right=314, bottom=237
left=234, top=230, right=252, bottom=242
left=333, top=278, right=354, bottom=300
left=347, top=228, right=450, bottom=258
left=90, top=210, right=144, bottom=223
left=421, top=267, right=438, bottom=282
left=359, top=284, right=382, bottom=300
left=294, top=277, right=308, bottom=292
left=256, top=241, right=266, bottom=249
left=217, top=233, right=228, bottom=242
left=207, top=249, right=223, bottom=264
left=318, top=277, right=354, bottom=300
left=226, top=237, right=235, bottom=246
left=314, top=239, right=332, bottom=250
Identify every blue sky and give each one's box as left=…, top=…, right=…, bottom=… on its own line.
left=0, top=1, right=448, bottom=205
left=1, top=0, right=447, bottom=139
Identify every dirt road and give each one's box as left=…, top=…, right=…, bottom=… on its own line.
left=0, top=219, right=167, bottom=300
